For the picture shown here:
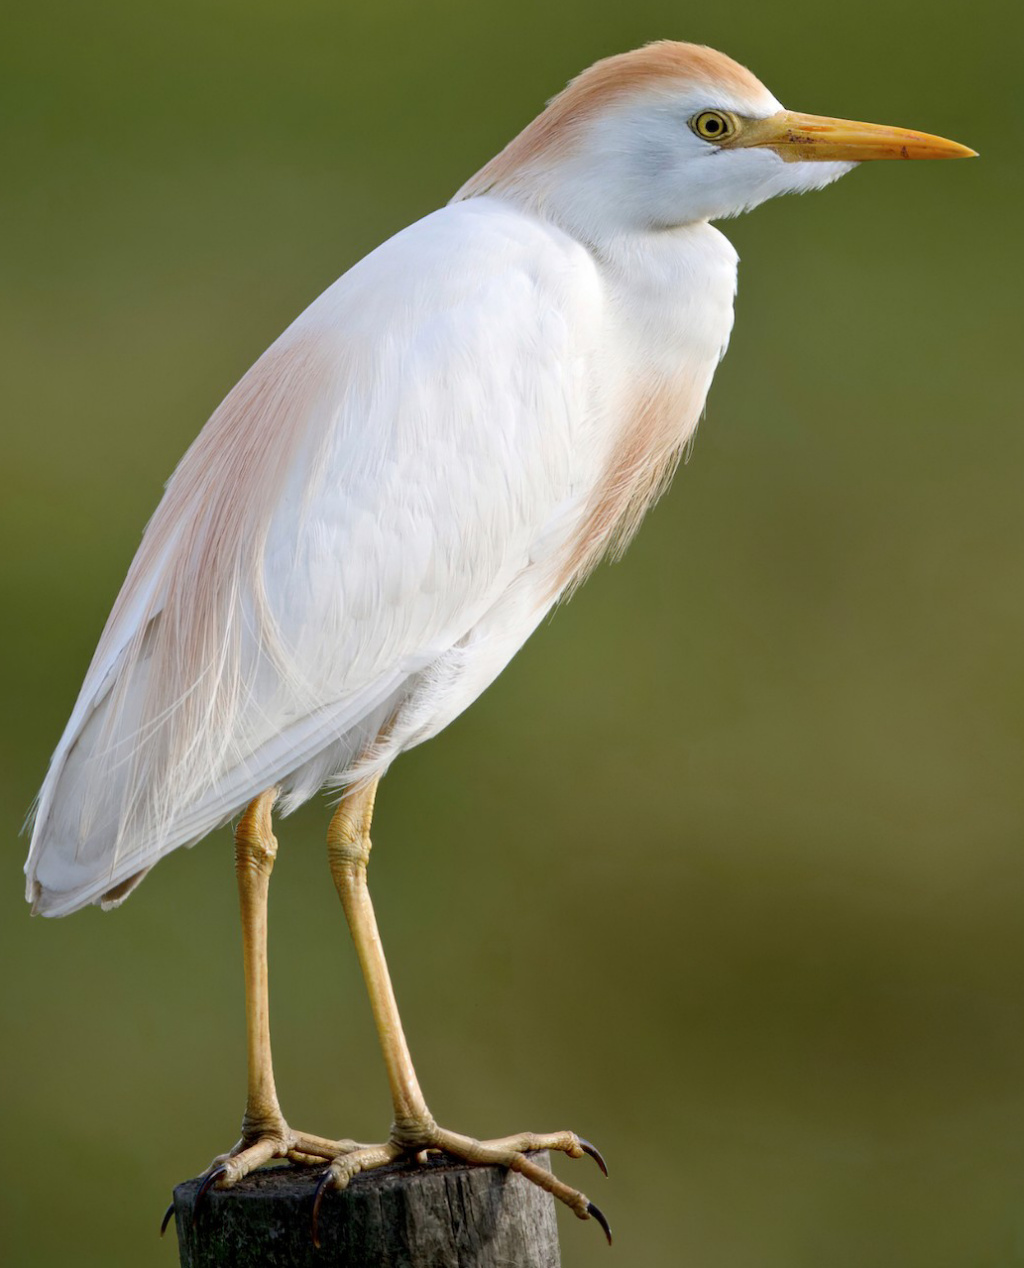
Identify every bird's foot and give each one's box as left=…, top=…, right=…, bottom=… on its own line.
left=199, top=1124, right=366, bottom=1186
left=161, top=1122, right=370, bottom=1234
left=311, top=1122, right=611, bottom=1246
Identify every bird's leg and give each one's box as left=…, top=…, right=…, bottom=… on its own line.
left=196, top=789, right=363, bottom=1191
left=315, top=777, right=611, bottom=1243
left=325, top=777, right=429, bottom=1142
left=236, top=787, right=286, bottom=1142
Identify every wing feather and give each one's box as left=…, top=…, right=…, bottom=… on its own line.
left=26, top=199, right=604, bottom=915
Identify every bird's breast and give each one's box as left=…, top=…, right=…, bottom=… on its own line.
left=553, top=222, right=738, bottom=591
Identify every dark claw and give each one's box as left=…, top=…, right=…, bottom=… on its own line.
left=578, top=1136, right=609, bottom=1177
left=159, top=1202, right=175, bottom=1237
left=587, top=1200, right=613, bottom=1245
left=311, top=1167, right=335, bottom=1249
left=192, top=1165, right=227, bottom=1228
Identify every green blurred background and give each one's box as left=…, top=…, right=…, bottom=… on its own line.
left=2, top=2, right=1020, bottom=1265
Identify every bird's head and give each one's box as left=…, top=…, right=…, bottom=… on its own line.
left=455, top=41, right=975, bottom=240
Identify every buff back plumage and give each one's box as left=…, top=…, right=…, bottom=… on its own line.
left=27, top=326, right=342, bottom=909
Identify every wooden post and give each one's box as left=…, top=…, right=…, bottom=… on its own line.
left=169, top=1152, right=561, bottom=1267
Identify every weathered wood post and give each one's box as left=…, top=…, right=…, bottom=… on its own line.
left=169, top=1152, right=561, bottom=1267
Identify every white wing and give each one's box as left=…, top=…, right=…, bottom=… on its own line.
left=26, top=198, right=606, bottom=916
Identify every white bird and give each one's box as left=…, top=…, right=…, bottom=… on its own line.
left=26, top=41, right=972, bottom=1240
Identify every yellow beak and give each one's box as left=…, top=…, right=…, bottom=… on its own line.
left=737, top=110, right=977, bottom=162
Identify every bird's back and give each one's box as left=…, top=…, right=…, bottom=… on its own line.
left=27, top=170, right=741, bottom=919
left=26, top=199, right=611, bottom=916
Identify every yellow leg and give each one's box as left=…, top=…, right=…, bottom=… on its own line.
left=325, top=777, right=432, bottom=1137
left=236, top=787, right=285, bottom=1137
left=195, top=790, right=363, bottom=1194
left=316, top=778, right=611, bottom=1244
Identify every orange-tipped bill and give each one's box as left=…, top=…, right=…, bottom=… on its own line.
left=736, top=110, right=977, bottom=162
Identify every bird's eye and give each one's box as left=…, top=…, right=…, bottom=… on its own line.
left=690, top=110, right=735, bottom=143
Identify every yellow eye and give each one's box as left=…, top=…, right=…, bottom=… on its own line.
left=691, top=110, right=735, bottom=143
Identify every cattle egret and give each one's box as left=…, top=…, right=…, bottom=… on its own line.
left=26, top=41, right=972, bottom=1242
